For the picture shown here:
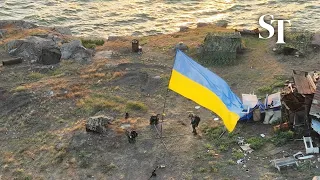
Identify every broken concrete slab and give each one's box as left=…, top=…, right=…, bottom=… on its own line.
left=240, top=144, right=253, bottom=153
left=271, top=157, right=298, bottom=172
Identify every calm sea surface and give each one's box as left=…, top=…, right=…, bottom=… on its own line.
left=0, top=0, right=319, bottom=38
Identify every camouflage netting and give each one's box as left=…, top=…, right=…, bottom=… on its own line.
left=276, top=31, right=314, bottom=55
left=200, top=32, right=242, bottom=65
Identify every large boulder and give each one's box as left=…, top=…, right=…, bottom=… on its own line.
left=6, top=36, right=57, bottom=62
left=175, top=42, right=189, bottom=51
left=40, top=47, right=61, bottom=65
left=60, top=40, right=92, bottom=62
left=0, top=20, right=37, bottom=29
left=85, top=115, right=114, bottom=133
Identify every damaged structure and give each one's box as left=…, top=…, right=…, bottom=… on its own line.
left=281, top=70, right=320, bottom=137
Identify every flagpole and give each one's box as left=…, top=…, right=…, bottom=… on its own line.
left=160, top=49, right=179, bottom=137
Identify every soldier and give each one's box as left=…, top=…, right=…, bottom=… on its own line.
left=189, top=113, right=201, bottom=135
left=150, top=114, right=160, bottom=125
left=126, top=130, right=138, bottom=143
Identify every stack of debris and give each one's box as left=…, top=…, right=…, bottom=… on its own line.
left=281, top=70, right=320, bottom=136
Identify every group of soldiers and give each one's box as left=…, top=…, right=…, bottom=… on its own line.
left=125, top=112, right=201, bottom=143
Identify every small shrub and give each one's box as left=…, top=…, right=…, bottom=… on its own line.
left=210, top=166, right=219, bottom=173
left=203, top=126, right=224, bottom=140
left=204, top=143, right=214, bottom=150
left=102, top=162, right=117, bottom=174
left=198, top=167, right=207, bottom=173
left=218, top=144, right=228, bottom=152
left=13, top=86, right=26, bottom=92
left=81, top=39, right=105, bottom=49
left=271, top=130, right=294, bottom=146
left=247, top=137, right=266, bottom=150
left=125, top=101, right=147, bottom=112
left=257, top=85, right=273, bottom=95
left=227, top=159, right=236, bottom=165
left=231, top=148, right=244, bottom=160
left=28, top=72, right=45, bottom=80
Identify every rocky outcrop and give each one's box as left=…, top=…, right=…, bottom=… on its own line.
left=0, top=20, right=37, bottom=29
left=7, top=36, right=57, bottom=62
left=40, top=47, right=61, bottom=65
left=85, top=115, right=114, bottom=133
left=52, top=26, right=72, bottom=35
left=60, top=40, right=92, bottom=62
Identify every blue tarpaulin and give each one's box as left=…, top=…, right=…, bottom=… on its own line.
left=311, top=119, right=320, bottom=135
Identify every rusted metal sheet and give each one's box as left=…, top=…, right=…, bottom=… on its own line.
left=293, top=73, right=314, bottom=94
left=310, top=83, right=320, bottom=118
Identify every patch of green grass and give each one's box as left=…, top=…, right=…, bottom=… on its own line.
left=101, top=162, right=117, bottom=174
left=28, top=72, right=46, bottom=80
left=81, top=39, right=105, bottom=49
left=204, top=143, right=214, bottom=150
left=77, top=93, right=126, bottom=115
left=13, top=86, right=27, bottom=92
left=257, top=85, right=273, bottom=95
left=270, top=130, right=294, bottom=146
left=198, top=167, right=207, bottom=173
left=227, top=159, right=236, bottom=165
left=231, top=148, right=244, bottom=160
left=202, top=125, right=236, bottom=152
left=125, top=101, right=147, bottom=112
left=209, top=166, right=219, bottom=173
left=247, top=137, right=266, bottom=150
left=242, top=36, right=266, bottom=48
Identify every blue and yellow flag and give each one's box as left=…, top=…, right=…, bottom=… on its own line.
left=169, top=50, right=243, bottom=132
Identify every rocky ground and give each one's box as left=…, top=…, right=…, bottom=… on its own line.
left=0, top=21, right=319, bottom=180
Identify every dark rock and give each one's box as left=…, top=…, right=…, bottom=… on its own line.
left=85, top=115, right=114, bottom=133
left=40, top=47, right=61, bottom=65
left=215, top=20, right=228, bottom=28
left=179, top=26, right=189, bottom=32
left=0, top=20, right=37, bottom=29
left=108, top=36, right=124, bottom=41
left=6, top=36, right=57, bottom=61
left=311, top=32, right=320, bottom=47
left=53, top=26, right=72, bottom=35
left=197, top=22, right=209, bottom=28
left=175, top=42, right=189, bottom=51
left=60, top=40, right=92, bottom=62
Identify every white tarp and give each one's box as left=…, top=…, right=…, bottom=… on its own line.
left=242, top=94, right=258, bottom=109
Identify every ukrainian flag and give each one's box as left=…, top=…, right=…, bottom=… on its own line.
left=169, top=50, right=243, bottom=132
